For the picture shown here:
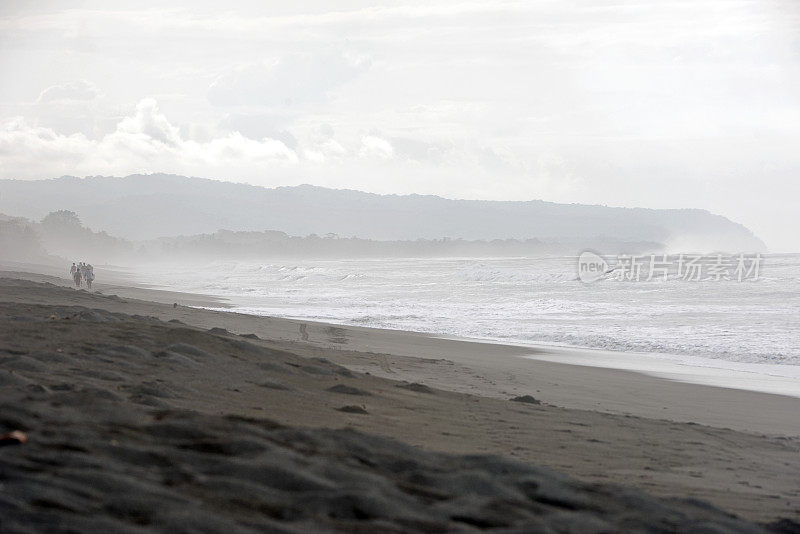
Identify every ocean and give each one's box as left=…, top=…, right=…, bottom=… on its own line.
left=139, top=254, right=800, bottom=379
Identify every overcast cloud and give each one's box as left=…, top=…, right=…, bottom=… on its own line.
left=1, top=1, right=799, bottom=250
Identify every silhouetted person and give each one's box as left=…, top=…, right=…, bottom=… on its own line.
left=72, top=265, right=82, bottom=288
left=84, top=268, right=94, bottom=289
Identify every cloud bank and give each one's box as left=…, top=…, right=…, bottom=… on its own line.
left=1, top=1, right=800, bottom=250
left=37, top=80, right=102, bottom=103
left=0, top=99, right=298, bottom=179
left=208, top=54, right=369, bottom=107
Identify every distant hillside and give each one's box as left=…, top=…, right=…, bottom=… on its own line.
left=0, top=174, right=766, bottom=252
left=0, top=213, right=45, bottom=261
left=148, top=230, right=660, bottom=260
left=0, top=213, right=660, bottom=263
left=0, top=210, right=131, bottom=263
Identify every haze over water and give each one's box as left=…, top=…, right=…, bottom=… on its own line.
left=140, top=254, right=800, bottom=378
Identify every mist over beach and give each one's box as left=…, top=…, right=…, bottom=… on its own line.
left=2, top=2, right=800, bottom=532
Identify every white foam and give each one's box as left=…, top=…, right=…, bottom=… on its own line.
left=521, top=347, right=800, bottom=398
left=138, top=254, right=800, bottom=389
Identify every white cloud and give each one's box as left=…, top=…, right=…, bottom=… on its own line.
left=0, top=99, right=297, bottom=179
left=359, top=135, right=394, bottom=159
left=303, top=138, right=347, bottom=162
left=115, top=98, right=181, bottom=147
left=37, top=80, right=102, bottom=103
left=208, top=54, right=369, bottom=107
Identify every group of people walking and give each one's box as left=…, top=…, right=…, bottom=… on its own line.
left=70, top=262, right=95, bottom=289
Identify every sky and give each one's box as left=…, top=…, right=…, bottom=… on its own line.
left=1, top=1, right=799, bottom=250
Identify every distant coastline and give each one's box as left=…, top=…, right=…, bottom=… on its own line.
left=0, top=174, right=766, bottom=251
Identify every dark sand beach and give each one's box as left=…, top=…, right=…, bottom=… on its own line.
left=1, top=271, right=799, bottom=532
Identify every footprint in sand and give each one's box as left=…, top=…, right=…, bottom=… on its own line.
left=325, top=326, right=348, bottom=345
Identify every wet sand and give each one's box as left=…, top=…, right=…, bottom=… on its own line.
left=1, top=271, right=799, bottom=529
left=5, top=267, right=797, bottom=436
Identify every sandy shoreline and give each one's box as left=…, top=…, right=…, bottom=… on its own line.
left=88, top=261, right=800, bottom=398
left=6, top=267, right=798, bottom=437
left=2, top=268, right=799, bottom=526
